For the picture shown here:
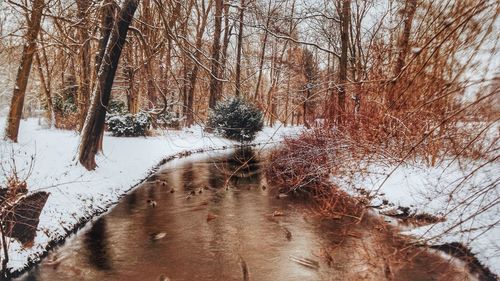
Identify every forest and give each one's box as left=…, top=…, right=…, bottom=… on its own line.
left=0, top=0, right=498, bottom=280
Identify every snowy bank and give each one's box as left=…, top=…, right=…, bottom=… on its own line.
left=0, top=118, right=301, bottom=275
left=334, top=157, right=499, bottom=275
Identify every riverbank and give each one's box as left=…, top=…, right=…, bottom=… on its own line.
left=0, top=118, right=301, bottom=277
left=265, top=128, right=499, bottom=279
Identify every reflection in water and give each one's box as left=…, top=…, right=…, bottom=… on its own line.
left=181, top=162, right=195, bottom=191
left=16, top=149, right=472, bottom=281
left=208, top=161, right=226, bottom=189
left=125, top=192, right=138, bottom=214
left=84, top=218, right=112, bottom=270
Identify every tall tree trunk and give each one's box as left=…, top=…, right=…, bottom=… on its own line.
left=76, top=0, right=92, bottom=129
left=220, top=2, right=232, bottom=83
left=186, top=0, right=212, bottom=126
left=34, top=51, right=54, bottom=125
left=208, top=0, right=223, bottom=109
left=79, top=0, right=139, bottom=170
left=93, top=0, right=115, bottom=86
left=4, top=0, right=44, bottom=142
left=87, top=0, right=114, bottom=147
left=336, top=0, right=350, bottom=125
left=142, top=0, right=157, bottom=107
left=234, top=0, right=245, bottom=97
left=352, top=3, right=364, bottom=123
left=387, top=0, right=417, bottom=108
left=253, top=1, right=272, bottom=102
left=124, top=47, right=138, bottom=114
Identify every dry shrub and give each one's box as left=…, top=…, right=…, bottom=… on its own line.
left=54, top=112, right=79, bottom=130
left=315, top=184, right=365, bottom=219
left=266, top=129, right=332, bottom=194
left=266, top=128, right=365, bottom=219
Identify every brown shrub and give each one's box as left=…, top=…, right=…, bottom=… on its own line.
left=266, top=129, right=332, bottom=194
left=54, top=112, right=79, bottom=130
left=265, top=128, right=365, bottom=219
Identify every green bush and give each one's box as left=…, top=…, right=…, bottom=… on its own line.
left=107, top=112, right=151, bottom=137
left=54, top=75, right=78, bottom=114
left=207, top=97, right=264, bottom=142
left=53, top=93, right=77, bottom=114
left=155, top=111, right=182, bottom=129
left=108, top=99, right=127, bottom=115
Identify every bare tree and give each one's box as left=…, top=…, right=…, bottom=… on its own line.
left=336, top=0, right=351, bottom=125
left=208, top=0, right=223, bottom=109
left=4, top=0, right=45, bottom=141
left=76, top=0, right=92, bottom=128
left=234, top=0, right=245, bottom=97
left=387, top=0, right=417, bottom=108
left=79, top=0, right=140, bottom=170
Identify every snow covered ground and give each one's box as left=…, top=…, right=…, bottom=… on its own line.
left=0, top=118, right=301, bottom=274
left=334, top=155, right=499, bottom=275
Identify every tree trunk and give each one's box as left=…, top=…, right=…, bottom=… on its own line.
left=4, top=0, right=44, bottom=142
left=208, top=0, right=223, bottom=109
left=336, top=0, right=350, bottom=125
left=34, top=51, right=54, bottom=125
left=93, top=0, right=115, bottom=85
left=186, top=0, right=212, bottom=126
left=76, top=0, right=92, bottom=129
left=254, top=1, right=272, bottom=102
left=234, top=0, right=245, bottom=97
left=220, top=2, right=232, bottom=86
left=387, top=0, right=417, bottom=108
left=142, top=0, right=157, bottom=107
left=79, top=0, right=139, bottom=170
left=125, top=51, right=139, bottom=114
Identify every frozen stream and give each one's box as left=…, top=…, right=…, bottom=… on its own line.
left=16, top=148, right=473, bottom=281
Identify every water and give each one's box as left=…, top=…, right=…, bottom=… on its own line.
left=17, top=148, right=472, bottom=281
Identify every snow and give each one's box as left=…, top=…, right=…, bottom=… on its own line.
left=0, top=118, right=302, bottom=274
left=334, top=156, right=500, bottom=275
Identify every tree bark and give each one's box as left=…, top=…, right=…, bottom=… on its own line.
left=76, top=0, right=92, bottom=129
left=4, top=0, right=44, bottom=142
left=336, top=0, right=350, bottom=125
left=208, top=0, right=223, bottom=109
left=387, top=0, right=417, bottom=108
left=186, top=0, right=212, bottom=126
left=124, top=47, right=138, bottom=114
left=234, top=0, right=245, bottom=97
left=141, top=0, right=157, bottom=107
left=93, top=0, right=115, bottom=85
left=34, top=51, right=54, bottom=125
left=79, top=0, right=139, bottom=170
left=220, top=2, right=232, bottom=83
left=254, top=1, right=273, bottom=102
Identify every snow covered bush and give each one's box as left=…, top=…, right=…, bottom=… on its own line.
left=155, top=111, right=182, bottom=129
left=106, top=112, right=151, bottom=137
left=207, top=97, right=263, bottom=142
left=108, top=99, right=127, bottom=115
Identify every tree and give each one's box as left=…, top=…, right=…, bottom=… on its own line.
left=4, top=0, right=45, bottom=142
left=76, top=0, right=92, bottom=129
left=254, top=1, right=273, bottom=102
left=234, top=0, right=245, bottom=97
left=208, top=0, right=223, bottom=109
left=301, top=48, right=319, bottom=128
left=336, top=0, right=350, bottom=125
left=79, top=0, right=140, bottom=170
left=387, top=0, right=417, bottom=108
left=185, top=0, right=212, bottom=126
left=93, top=0, right=116, bottom=90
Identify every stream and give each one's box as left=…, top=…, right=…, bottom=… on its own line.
left=16, top=148, right=473, bottom=281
